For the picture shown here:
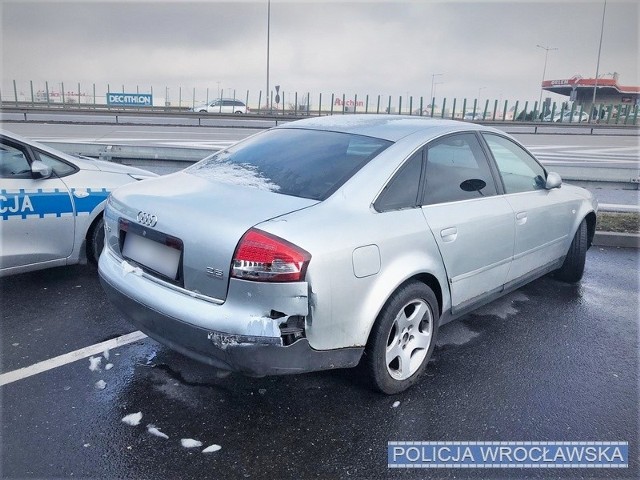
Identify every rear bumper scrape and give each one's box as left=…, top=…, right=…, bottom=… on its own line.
left=99, top=250, right=363, bottom=375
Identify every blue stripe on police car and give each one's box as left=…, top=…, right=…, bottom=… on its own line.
left=0, top=188, right=110, bottom=220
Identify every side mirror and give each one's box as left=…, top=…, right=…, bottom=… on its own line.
left=545, top=171, right=562, bottom=190
left=31, top=160, right=52, bottom=179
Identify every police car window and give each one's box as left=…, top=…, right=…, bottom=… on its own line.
left=422, top=133, right=497, bottom=205
left=35, top=151, right=76, bottom=177
left=0, top=142, right=31, bottom=178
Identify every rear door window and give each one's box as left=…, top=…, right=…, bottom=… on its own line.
left=187, top=128, right=392, bottom=201
left=422, top=133, right=497, bottom=205
left=374, top=150, right=422, bottom=212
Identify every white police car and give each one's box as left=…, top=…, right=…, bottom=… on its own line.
left=0, top=130, right=157, bottom=277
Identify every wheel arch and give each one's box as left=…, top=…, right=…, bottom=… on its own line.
left=406, top=272, right=443, bottom=318
left=84, top=210, right=105, bottom=264
left=585, top=211, right=596, bottom=248
left=363, top=271, right=445, bottom=349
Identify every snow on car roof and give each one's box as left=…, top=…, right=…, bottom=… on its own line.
left=277, top=114, right=496, bottom=142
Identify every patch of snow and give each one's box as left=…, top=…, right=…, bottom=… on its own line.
left=103, top=349, right=110, bottom=360
left=188, top=160, right=281, bottom=193
left=392, top=401, right=400, bottom=408
left=258, top=388, right=267, bottom=395
left=105, top=363, right=114, bottom=370
left=147, top=424, right=169, bottom=439
left=121, top=412, right=143, bottom=426
left=181, top=438, right=203, bottom=448
left=202, top=444, right=222, bottom=453
left=12, top=343, right=19, bottom=347
left=95, top=380, right=106, bottom=390
left=89, top=356, right=102, bottom=371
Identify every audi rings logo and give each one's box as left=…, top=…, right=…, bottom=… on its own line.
left=137, top=211, right=158, bottom=227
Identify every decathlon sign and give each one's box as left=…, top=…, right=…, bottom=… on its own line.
left=107, top=93, right=153, bottom=106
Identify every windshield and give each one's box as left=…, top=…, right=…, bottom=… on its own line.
left=186, top=128, right=392, bottom=200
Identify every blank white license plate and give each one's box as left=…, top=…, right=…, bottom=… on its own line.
left=122, top=232, right=181, bottom=279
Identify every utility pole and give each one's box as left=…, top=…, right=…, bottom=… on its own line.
left=430, top=73, right=443, bottom=103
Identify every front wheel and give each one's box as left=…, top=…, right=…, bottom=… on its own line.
left=87, top=216, right=105, bottom=266
left=364, top=282, right=439, bottom=394
left=555, top=219, right=587, bottom=283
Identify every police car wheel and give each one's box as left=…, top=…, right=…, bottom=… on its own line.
left=87, top=217, right=105, bottom=266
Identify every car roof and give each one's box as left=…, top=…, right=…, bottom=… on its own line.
left=276, top=114, right=499, bottom=142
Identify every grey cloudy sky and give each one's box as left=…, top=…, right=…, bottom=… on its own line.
left=1, top=0, right=638, bottom=104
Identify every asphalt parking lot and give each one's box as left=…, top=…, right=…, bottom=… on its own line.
left=1, top=246, right=638, bottom=479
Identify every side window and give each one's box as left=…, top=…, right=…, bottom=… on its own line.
left=375, top=151, right=422, bottom=212
left=0, top=140, right=31, bottom=178
left=35, top=151, right=76, bottom=177
left=223, top=100, right=234, bottom=106
left=422, top=133, right=497, bottom=205
left=483, top=134, right=546, bottom=193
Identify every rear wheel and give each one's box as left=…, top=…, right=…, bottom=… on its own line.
left=87, top=216, right=105, bottom=266
left=364, top=282, right=439, bottom=394
left=555, top=218, right=587, bottom=283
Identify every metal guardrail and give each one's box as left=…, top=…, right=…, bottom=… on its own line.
left=2, top=106, right=639, bottom=136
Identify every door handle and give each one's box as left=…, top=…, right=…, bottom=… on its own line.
left=440, top=227, right=458, bottom=243
left=516, top=211, right=527, bottom=225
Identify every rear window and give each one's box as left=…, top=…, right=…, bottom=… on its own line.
left=186, top=128, right=392, bottom=200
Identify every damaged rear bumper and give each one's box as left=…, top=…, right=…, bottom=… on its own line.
left=98, top=249, right=362, bottom=375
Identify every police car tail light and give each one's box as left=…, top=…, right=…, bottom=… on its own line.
left=231, top=229, right=311, bottom=282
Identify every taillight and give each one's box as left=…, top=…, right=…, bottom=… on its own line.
left=231, top=228, right=311, bottom=282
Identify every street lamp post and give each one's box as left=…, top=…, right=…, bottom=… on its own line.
left=591, top=0, right=607, bottom=121
left=536, top=44, right=557, bottom=118
left=266, top=0, right=271, bottom=112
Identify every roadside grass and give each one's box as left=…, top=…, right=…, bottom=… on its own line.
left=597, top=212, right=640, bottom=234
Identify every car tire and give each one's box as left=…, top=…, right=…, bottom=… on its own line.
left=364, top=281, right=439, bottom=394
left=87, top=216, right=105, bottom=267
left=555, top=218, right=587, bottom=283
left=199, top=109, right=207, bottom=113
left=234, top=111, right=244, bottom=114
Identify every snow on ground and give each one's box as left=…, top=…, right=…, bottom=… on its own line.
left=181, top=439, right=203, bottom=448
left=121, top=412, right=143, bottom=426
left=88, top=356, right=101, bottom=371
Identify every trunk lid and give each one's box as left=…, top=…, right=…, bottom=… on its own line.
left=109, top=171, right=317, bottom=301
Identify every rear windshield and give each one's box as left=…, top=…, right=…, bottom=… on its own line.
left=186, top=128, right=392, bottom=200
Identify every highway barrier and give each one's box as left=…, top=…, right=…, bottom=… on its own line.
left=2, top=79, right=638, bottom=125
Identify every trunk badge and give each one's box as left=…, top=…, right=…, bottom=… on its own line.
left=137, top=211, right=157, bottom=227
left=206, top=267, right=224, bottom=279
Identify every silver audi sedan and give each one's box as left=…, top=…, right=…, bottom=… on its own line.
left=99, top=115, right=597, bottom=394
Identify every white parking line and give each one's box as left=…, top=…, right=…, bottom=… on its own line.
left=0, top=330, right=147, bottom=387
